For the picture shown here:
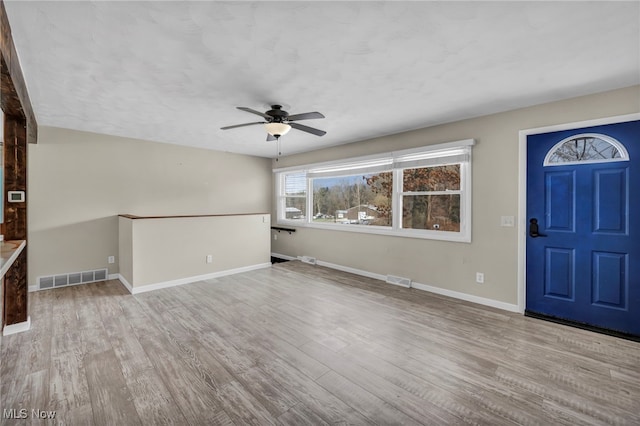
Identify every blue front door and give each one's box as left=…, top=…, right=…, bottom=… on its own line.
left=526, top=119, right=640, bottom=337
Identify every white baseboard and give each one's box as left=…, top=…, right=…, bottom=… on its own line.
left=315, top=259, right=519, bottom=313
left=271, top=252, right=297, bottom=261
left=108, top=273, right=119, bottom=280
left=316, top=260, right=386, bottom=281
left=28, top=285, right=38, bottom=292
left=3, top=316, right=31, bottom=336
left=119, top=263, right=272, bottom=295
left=117, top=274, right=134, bottom=293
left=410, top=281, right=519, bottom=313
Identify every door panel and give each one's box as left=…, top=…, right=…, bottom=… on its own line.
left=544, top=248, right=575, bottom=300
left=546, top=171, right=575, bottom=231
left=593, top=169, right=627, bottom=233
left=592, top=251, right=627, bottom=309
left=526, top=119, right=639, bottom=337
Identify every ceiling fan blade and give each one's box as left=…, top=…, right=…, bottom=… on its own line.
left=266, top=134, right=276, bottom=142
left=237, top=107, right=271, bottom=119
left=220, top=121, right=264, bottom=130
left=290, top=122, right=326, bottom=137
left=287, top=111, right=325, bottom=121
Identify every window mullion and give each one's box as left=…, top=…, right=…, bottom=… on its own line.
left=306, top=177, right=313, bottom=224
left=401, top=190, right=462, bottom=196
left=392, top=168, right=402, bottom=230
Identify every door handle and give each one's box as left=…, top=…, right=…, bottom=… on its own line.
left=529, top=218, right=547, bottom=238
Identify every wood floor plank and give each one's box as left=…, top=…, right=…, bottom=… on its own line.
left=259, top=355, right=373, bottom=425
left=277, top=402, right=331, bottom=426
left=235, top=367, right=300, bottom=417
left=495, top=364, right=639, bottom=424
left=89, top=279, right=129, bottom=318
left=24, top=369, right=51, bottom=426
left=336, top=341, right=520, bottom=425
left=315, top=370, right=422, bottom=425
left=49, top=337, right=90, bottom=415
left=84, top=349, right=142, bottom=426
left=50, top=286, right=79, bottom=337
left=2, top=260, right=639, bottom=425
left=216, top=380, right=277, bottom=426
left=100, top=313, right=154, bottom=379
left=199, top=323, right=371, bottom=425
left=337, top=330, right=545, bottom=425
left=301, top=340, right=462, bottom=424
left=123, top=370, right=190, bottom=426
left=125, top=310, right=232, bottom=425
left=256, top=303, right=350, bottom=351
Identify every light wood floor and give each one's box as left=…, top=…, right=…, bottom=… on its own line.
left=1, top=261, right=639, bottom=425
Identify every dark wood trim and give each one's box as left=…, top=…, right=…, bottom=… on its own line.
left=2, top=247, right=26, bottom=325
left=1, top=0, right=33, bottom=328
left=524, top=310, right=640, bottom=343
left=119, top=213, right=269, bottom=220
left=0, top=0, right=37, bottom=144
left=0, top=275, right=3, bottom=330
left=3, top=114, right=27, bottom=240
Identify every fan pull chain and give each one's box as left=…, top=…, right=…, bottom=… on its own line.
left=276, top=137, right=282, bottom=161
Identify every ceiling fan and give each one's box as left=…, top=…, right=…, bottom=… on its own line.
left=221, top=104, right=326, bottom=141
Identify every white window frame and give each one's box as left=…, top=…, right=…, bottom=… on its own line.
left=274, top=139, right=474, bottom=242
left=278, top=171, right=308, bottom=222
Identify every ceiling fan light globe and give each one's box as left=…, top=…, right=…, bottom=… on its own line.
left=265, top=122, right=291, bottom=137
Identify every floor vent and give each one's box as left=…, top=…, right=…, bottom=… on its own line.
left=386, top=275, right=412, bottom=288
left=38, top=268, right=108, bottom=290
left=300, top=256, right=317, bottom=265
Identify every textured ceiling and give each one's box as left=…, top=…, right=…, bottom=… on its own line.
left=4, top=1, right=639, bottom=158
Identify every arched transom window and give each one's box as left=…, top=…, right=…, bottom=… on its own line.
left=544, top=133, right=629, bottom=166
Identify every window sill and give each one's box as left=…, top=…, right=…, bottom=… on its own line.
left=276, top=220, right=471, bottom=243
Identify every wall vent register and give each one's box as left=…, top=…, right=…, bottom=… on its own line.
left=38, top=268, right=108, bottom=290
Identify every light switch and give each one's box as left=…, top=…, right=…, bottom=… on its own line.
left=500, top=216, right=515, bottom=227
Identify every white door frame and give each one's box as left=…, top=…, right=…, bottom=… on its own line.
left=517, top=113, right=640, bottom=314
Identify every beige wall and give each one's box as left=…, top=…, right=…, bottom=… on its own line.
left=118, top=216, right=133, bottom=285
left=28, top=127, right=271, bottom=286
left=120, top=214, right=270, bottom=289
left=272, top=85, right=640, bottom=306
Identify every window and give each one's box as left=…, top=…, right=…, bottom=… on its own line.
left=275, top=139, right=473, bottom=242
left=544, top=133, right=629, bottom=166
left=280, top=172, right=307, bottom=221
left=401, top=165, right=461, bottom=231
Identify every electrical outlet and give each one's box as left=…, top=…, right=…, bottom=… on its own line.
left=476, top=272, right=484, bottom=284
left=206, top=255, right=213, bottom=264
left=108, top=256, right=115, bottom=264
left=274, top=234, right=278, bottom=240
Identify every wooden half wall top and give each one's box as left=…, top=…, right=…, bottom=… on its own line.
left=0, top=0, right=37, bottom=144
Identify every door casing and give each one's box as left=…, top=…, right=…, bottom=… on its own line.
left=517, top=113, right=640, bottom=314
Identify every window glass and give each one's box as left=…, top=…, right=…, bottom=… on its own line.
left=403, top=165, right=460, bottom=192
left=284, top=172, right=306, bottom=196
left=545, top=134, right=628, bottom=165
left=312, top=171, right=392, bottom=226
left=402, top=194, right=460, bottom=231
left=285, top=198, right=306, bottom=220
